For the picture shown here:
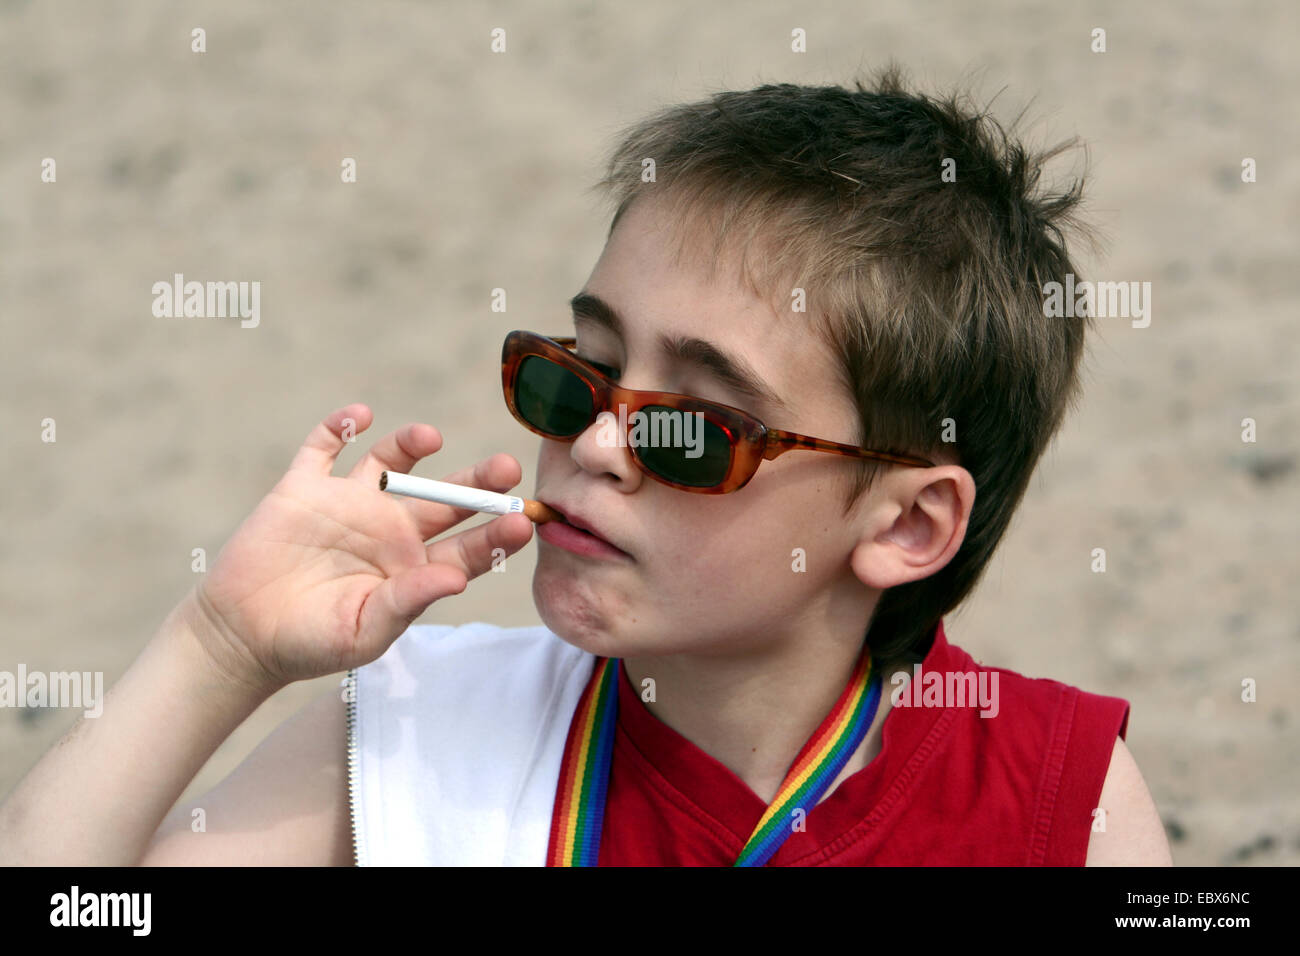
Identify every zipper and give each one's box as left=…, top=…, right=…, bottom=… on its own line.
left=344, top=667, right=366, bottom=866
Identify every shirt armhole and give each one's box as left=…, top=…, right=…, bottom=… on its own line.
left=1038, top=688, right=1132, bottom=866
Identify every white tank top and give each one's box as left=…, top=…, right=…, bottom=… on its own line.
left=345, top=622, right=596, bottom=865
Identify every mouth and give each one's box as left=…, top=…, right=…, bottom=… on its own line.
left=536, top=500, right=632, bottom=561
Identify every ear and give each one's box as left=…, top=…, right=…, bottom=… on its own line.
left=849, top=465, right=975, bottom=590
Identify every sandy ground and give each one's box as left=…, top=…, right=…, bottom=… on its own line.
left=1, top=0, right=1296, bottom=866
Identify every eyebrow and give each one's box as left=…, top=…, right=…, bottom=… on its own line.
left=569, top=291, right=790, bottom=415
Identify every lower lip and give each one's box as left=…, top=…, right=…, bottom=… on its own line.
left=537, top=520, right=631, bottom=561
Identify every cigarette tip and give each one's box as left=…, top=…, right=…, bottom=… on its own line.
left=379, top=471, right=388, bottom=491
left=524, top=500, right=562, bottom=524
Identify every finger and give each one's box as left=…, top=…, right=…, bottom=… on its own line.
left=288, top=404, right=373, bottom=477
left=345, top=422, right=443, bottom=484
left=425, top=512, right=534, bottom=579
left=437, top=452, right=524, bottom=500
left=357, top=562, right=468, bottom=648
left=393, top=452, right=527, bottom=541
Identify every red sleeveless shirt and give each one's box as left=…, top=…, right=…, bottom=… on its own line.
left=599, top=619, right=1130, bottom=865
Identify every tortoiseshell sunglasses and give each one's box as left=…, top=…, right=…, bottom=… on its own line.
left=501, top=330, right=935, bottom=494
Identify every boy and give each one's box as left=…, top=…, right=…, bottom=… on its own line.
left=0, top=68, right=1171, bottom=865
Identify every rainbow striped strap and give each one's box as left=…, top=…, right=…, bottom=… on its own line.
left=733, top=649, right=881, bottom=866
left=546, top=648, right=881, bottom=867
left=546, top=657, right=620, bottom=867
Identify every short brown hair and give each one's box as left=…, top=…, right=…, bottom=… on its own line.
left=589, top=66, right=1095, bottom=663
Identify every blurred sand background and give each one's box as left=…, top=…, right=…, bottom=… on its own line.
left=2, top=0, right=1296, bottom=866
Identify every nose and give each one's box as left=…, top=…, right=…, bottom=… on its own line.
left=568, top=409, right=644, bottom=490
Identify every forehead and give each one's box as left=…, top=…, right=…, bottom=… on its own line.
left=583, top=196, right=853, bottom=426
left=596, top=194, right=777, bottom=320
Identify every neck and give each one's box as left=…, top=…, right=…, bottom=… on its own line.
left=621, top=631, right=905, bottom=807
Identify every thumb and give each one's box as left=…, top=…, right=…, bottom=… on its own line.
left=357, top=562, right=468, bottom=650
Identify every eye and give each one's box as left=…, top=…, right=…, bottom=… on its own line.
left=581, top=356, right=620, bottom=381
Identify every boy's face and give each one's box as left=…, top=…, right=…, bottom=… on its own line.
left=530, top=195, right=885, bottom=660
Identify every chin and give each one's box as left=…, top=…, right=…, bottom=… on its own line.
left=531, top=569, right=625, bottom=658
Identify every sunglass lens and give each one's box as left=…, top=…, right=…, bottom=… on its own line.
left=515, top=355, right=594, bottom=437
left=634, top=404, right=733, bottom=487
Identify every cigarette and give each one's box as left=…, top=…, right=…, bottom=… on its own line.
left=378, top=471, right=561, bottom=523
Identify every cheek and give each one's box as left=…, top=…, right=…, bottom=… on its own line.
left=534, top=437, right=566, bottom=479
left=660, top=498, right=845, bottom=593
left=647, top=511, right=791, bottom=596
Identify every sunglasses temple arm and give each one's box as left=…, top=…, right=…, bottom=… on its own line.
left=764, top=431, right=934, bottom=468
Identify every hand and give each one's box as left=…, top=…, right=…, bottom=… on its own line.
left=186, top=403, right=535, bottom=691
